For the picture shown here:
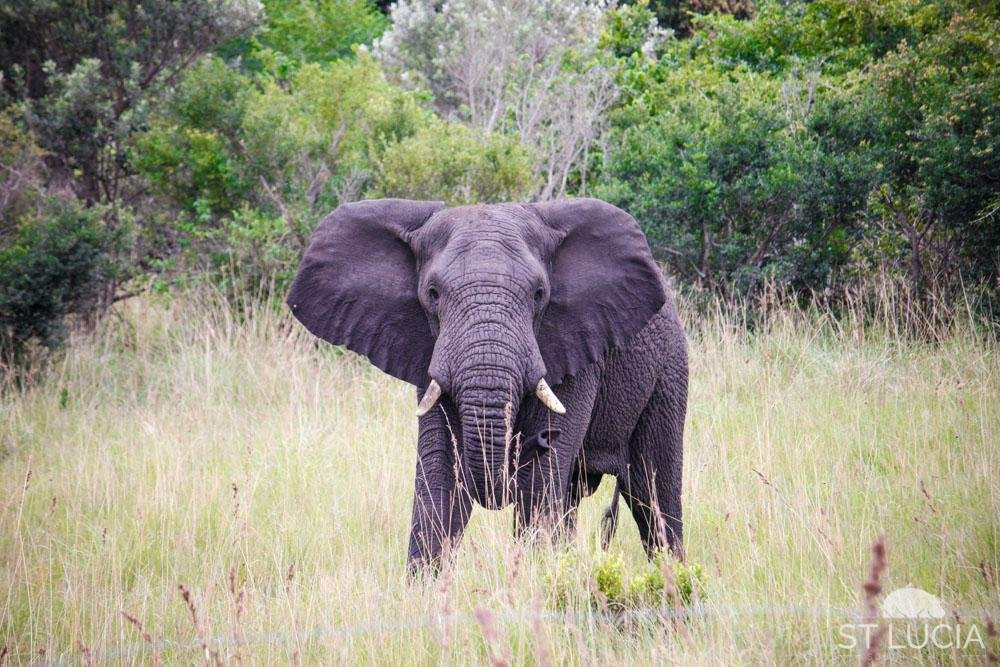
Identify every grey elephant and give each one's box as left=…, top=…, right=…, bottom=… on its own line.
left=287, top=198, right=687, bottom=572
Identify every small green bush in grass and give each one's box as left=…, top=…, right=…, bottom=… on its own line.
left=551, top=549, right=706, bottom=613
left=627, top=553, right=705, bottom=609
left=592, top=553, right=628, bottom=607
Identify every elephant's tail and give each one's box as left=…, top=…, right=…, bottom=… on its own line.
left=600, top=482, right=621, bottom=550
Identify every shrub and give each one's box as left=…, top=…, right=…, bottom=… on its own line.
left=549, top=549, right=706, bottom=613
left=132, top=57, right=254, bottom=218
left=592, top=554, right=628, bottom=607
left=2, top=0, right=261, bottom=205
left=134, top=54, right=434, bottom=296
left=626, top=553, right=705, bottom=608
left=0, top=108, right=45, bottom=224
left=845, top=11, right=1000, bottom=299
left=258, top=0, right=387, bottom=64
left=596, top=66, right=871, bottom=296
left=371, top=121, right=538, bottom=205
left=219, top=0, right=387, bottom=70
left=0, top=197, right=116, bottom=364
left=596, top=0, right=1000, bottom=314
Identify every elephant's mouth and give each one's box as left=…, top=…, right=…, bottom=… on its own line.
left=508, top=428, right=559, bottom=475
left=417, top=370, right=565, bottom=508
left=459, top=427, right=560, bottom=508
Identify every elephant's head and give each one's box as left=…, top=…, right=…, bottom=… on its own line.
left=287, top=198, right=665, bottom=506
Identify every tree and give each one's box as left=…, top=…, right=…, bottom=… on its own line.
left=597, top=66, right=870, bottom=296
left=0, top=0, right=261, bottom=205
left=596, top=0, right=999, bottom=315
left=0, top=1, right=259, bottom=361
left=218, top=0, right=387, bottom=70
left=376, top=0, right=620, bottom=199
left=843, top=10, right=1000, bottom=306
left=1, top=112, right=116, bottom=365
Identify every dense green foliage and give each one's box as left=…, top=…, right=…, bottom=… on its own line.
left=0, top=0, right=259, bottom=205
left=1, top=0, right=998, bottom=360
left=0, top=197, right=113, bottom=361
left=1, top=0, right=258, bottom=361
left=598, top=0, right=1000, bottom=305
left=235, top=0, right=387, bottom=65
left=371, top=122, right=537, bottom=204
left=0, top=110, right=117, bottom=365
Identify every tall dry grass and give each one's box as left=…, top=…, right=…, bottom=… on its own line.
left=0, top=288, right=997, bottom=663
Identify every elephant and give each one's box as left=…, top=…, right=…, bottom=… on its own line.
left=287, top=197, right=688, bottom=572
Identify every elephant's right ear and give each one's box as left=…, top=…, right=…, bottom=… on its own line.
left=287, top=199, right=445, bottom=386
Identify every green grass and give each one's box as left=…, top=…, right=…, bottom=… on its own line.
left=1, top=293, right=998, bottom=664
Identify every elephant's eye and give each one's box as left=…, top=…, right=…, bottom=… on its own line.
left=427, top=286, right=440, bottom=304
left=534, top=287, right=545, bottom=303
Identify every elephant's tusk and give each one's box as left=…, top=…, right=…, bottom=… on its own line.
left=535, top=378, right=566, bottom=415
left=415, top=380, right=442, bottom=417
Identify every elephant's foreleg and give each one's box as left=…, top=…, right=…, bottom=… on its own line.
left=561, top=465, right=605, bottom=541
left=512, top=459, right=569, bottom=539
left=407, top=468, right=471, bottom=573
left=511, top=434, right=579, bottom=540
left=407, top=396, right=471, bottom=573
left=512, top=372, right=598, bottom=540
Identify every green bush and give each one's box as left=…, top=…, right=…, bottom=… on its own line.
left=698, top=0, right=947, bottom=74
left=136, top=54, right=431, bottom=221
left=256, top=0, right=387, bottom=64
left=596, top=0, right=999, bottom=311
left=592, top=554, right=628, bottom=606
left=132, top=57, right=254, bottom=218
left=134, top=54, right=435, bottom=296
left=549, top=550, right=706, bottom=613
left=2, top=0, right=260, bottom=206
left=0, top=108, right=45, bottom=225
left=219, top=0, right=387, bottom=71
left=626, top=553, right=705, bottom=608
left=596, top=66, right=871, bottom=296
left=844, top=11, right=1000, bottom=295
left=371, top=121, right=538, bottom=205
left=0, top=198, right=116, bottom=362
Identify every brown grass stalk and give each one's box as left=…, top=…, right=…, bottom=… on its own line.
left=860, top=535, right=888, bottom=667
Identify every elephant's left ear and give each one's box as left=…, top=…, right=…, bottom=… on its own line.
left=528, top=198, right=666, bottom=385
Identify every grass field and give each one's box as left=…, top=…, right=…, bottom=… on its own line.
left=1, top=292, right=998, bottom=664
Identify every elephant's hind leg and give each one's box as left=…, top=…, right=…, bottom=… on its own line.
left=619, top=376, right=686, bottom=559
left=600, top=482, right=621, bottom=550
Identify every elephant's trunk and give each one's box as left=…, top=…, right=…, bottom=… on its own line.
left=449, top=335, right=530, bottom=507
left=431, top=285, right=549, bottom=507
left=458, top=397, right=513, bottom=507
